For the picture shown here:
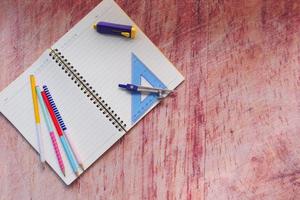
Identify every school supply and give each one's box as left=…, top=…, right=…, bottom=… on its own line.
left=118, top=83, right=174, bottom=99
left=0, top=0, right=184, bottom=184
left=42, top=90, right=80, bottom=176
left=43, top=85, right=84, bottom=170
left=93, top=21, right=137, bottom=38
left=29, top=75, right=45, bottom=166
left=35, top=86, right=65, bottom=176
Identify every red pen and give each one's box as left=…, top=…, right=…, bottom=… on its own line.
left=41, top=91, right=80, bottom=176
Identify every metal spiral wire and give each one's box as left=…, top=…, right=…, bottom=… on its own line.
left=49, top=48, right=127, bottom=132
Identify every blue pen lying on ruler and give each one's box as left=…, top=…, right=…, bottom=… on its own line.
left=118, top=83, right=174, bottom=99
left=43, top=85, right=84, bottom=170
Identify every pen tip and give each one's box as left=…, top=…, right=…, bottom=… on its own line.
left=75, top=171, right=80, bottom=177
left=62, top=170, right=66, bottom=176
left=118, top=84, right=126, bottom=89
left=79, top=164, right=85, bottom=170
left=93, top=24, right=97, bottom=29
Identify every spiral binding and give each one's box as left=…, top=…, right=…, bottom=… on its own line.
left=49, top=48, right=127, bottom=132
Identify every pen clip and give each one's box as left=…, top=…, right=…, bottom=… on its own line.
left=111, top=30, right=130, bottom=38
left=121, top=32, right=130, bottom=38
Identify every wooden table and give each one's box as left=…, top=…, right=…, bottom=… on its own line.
left=1, top=0, right=300, bottom=199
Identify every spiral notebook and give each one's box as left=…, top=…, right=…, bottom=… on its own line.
left=0, top=0, right=184, bottom=185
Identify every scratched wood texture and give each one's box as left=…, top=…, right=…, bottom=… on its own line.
left=0, top=0, right=300, bottom=199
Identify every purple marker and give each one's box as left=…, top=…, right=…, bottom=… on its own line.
left=93, top=21, right=137, bottom=39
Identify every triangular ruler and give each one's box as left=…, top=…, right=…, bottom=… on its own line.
left=131, top=53, right=166, bottom=124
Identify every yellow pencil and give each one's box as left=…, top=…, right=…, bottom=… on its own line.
left=30, top=75, right=46, bottom=167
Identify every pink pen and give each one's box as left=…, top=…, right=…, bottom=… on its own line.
left=36, top=86, right=65, bottom=176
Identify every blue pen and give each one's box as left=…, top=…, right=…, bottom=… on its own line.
left=43, top=85, right=84, bottom=170
left=36, top=86, right=66, bottom=176
left=41, top=89, right=80, bottom=176
left=118, top=83, right=174, bottom=98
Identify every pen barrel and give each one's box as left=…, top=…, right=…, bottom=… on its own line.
left=137, top=87, right=159, bottom=94
left=64, top=130, right=84, bottom=168
left=50, top=131, right=65, bottom=173
left=95, top=22, right=133, bottom=37
left=60, top=135, right=79, bottom=173
left=36, top=124, right=45, bottom=162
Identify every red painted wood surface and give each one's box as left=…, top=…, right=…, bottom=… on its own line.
left=1, top=0, right=300, bottom=199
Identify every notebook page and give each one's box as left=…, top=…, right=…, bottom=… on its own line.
left=51, top=0, right=184, bottom=129
left=0, top=50, right=123, bottom=185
